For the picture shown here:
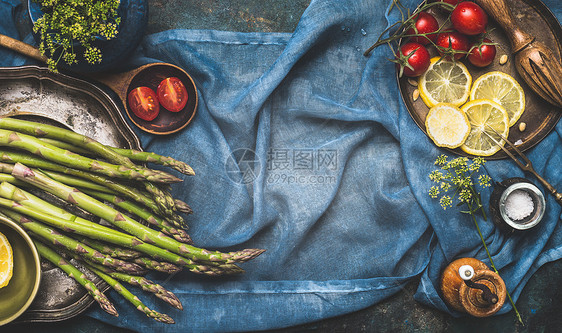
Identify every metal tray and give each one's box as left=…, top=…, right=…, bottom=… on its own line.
left=399, top=0, right=562, bottom=159
left=0, top=65, right=141, bottom=323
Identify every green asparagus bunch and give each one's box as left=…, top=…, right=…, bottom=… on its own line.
left=0, top=118, right=265, bottom=324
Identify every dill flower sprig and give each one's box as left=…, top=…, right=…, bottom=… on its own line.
left=428, top=155, right=489, bottom=212
left=32, top=0, right=121, bottom=72
left=428, top=154, right=523, bottom=325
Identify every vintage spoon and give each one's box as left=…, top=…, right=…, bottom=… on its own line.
left=0, top=33, right=198, bottom=135
left=474, top=0, right=562, bottom=108
left=484, top=125, right=562, bottom=207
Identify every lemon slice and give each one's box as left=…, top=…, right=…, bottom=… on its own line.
left=0, top=230, right=13, bottom=288
left=460, top=99, right=510, bottom=156
left=425, top=103, right=471, bottom=148
left=419, top=57, right=472, bottom=108
left=470, top=71, right=525, bottom=126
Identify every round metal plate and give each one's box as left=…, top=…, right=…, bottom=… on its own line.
left=0, top=65, right=141, bottom=323
left=399, top=0, right=562, bottom=159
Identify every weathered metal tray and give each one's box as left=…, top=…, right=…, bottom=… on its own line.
left=0, top=65, right=141, bottom=322
left=399, top=0, right=562, bottom=159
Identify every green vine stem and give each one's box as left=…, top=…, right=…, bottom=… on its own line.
left=467, top=201, right=524, bottom=325
left=363, top=0, right=455, bottom=57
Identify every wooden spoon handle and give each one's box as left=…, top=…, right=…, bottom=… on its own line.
left=473, top=0, right=534, bottom=53
left=0, top=34, right=47, bottom=63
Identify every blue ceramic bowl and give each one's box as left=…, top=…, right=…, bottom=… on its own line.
left=28, top=0, right=148, bottom=73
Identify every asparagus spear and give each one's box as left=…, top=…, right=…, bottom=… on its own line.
left=0, top=178, right=191, bottom=247
left=0, top=129, right=180, bottom=183
left=0, top=196, right=244, bottom=275
left=0, top=181, right=115, bottom=233
left=36, top=137, right=91, bottom=156
left=0, top=172, right=26, bottom=187
left=83, top=190, right=192, bottom=244
left=0, top=153, right=184, bottom=224
left=1, top=208, right=146, bottom=275
left=147, top=185, right=186, bottom=229
left=41, top=170, right=114, bottom=194
left=33, top=240, right=119, bottom=317
left=0, top=118, right=186, bottom=178
left=29, top=132, right=193, bottom=176
left=0, top=118, right=185, bottom=219
left=75, top=235, right=143, bottom=260
left=85, top=264, right=175, bottom=324
left=110, top=148, right=195, bottom=176
left=11, top=163, right=265, bottom=264
left=72, top=258, right=183, bottom=310
left=133, top=257, right=182, bottom=274
left=173, top=199, right=193, bottom=215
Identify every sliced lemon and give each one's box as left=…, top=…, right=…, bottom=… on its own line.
left=0, top=230, right=13, bottom=288
left=470, top=71, right=525, bottom=126
left=425, top=103, right=471, bottom=148
left=418, top=57, right=472, bottom=108
left=460, top=99, right=510, bottom=156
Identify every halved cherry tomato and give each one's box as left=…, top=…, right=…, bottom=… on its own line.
left=127, top=87, right=160, bottom=121
left=157, top=77, right=188, bottom=112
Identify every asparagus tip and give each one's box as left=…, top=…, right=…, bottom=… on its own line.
left=101, top=300, right=119, bottom=317
left=157, top=292, right=183, bottom=311
left=149, top=310, right=175, bottom=324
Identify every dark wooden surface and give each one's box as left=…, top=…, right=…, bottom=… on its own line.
left=3, top=1, right=562, bottom=332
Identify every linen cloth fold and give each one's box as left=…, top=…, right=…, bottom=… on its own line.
left=0, top=0, right=560, bottom=332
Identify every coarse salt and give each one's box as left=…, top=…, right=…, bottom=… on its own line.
left=505, top=189, right=534, bottom=220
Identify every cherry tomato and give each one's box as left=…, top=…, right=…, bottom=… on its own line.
left=397, top=42, right=430, bottom=77
left=436, top=31, right=469, bottom=60
left=127, top=87, right=160, bottom=121
left=468, top=38, right=497, bottom=67
left=405, top=12, right=440, bottom=45
left=451, top=1, right=488, bottom=36
left=157, top=77, right=188, bottom=112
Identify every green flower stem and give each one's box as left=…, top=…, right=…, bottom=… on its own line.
left=33, top=0, right=120, bottom=71
left=429, top=155, right=521, bottom=324
left=467, top=202, right=523, bottom=325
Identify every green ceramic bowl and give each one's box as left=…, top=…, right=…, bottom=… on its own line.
left=0, top=215, right=41, bottom=326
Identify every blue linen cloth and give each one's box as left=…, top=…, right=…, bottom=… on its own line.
left=1, top=0, right=561, bottom=331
